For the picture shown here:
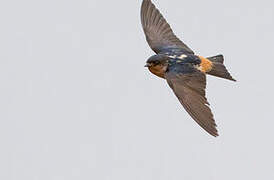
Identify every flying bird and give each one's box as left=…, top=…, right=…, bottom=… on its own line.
left=141, top=0, right=235, bottom=137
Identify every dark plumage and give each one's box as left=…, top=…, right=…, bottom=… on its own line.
left=141, top=0, right=236, bottom=137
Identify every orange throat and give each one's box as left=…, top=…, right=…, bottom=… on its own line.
left=148, top=65, right=167, bottom=79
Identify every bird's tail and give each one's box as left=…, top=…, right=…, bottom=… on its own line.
left=207, top=55, right=236, bottom=81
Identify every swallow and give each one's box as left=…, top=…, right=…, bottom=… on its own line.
left=141, top=0, right=236, bottom=137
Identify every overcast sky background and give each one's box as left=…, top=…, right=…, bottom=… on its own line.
left=1, top=0, right=274, bottom=179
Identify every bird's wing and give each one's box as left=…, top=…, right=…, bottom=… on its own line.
left=141, top=0, right=194, bottom=54
left=165, top=63, right=218, bottom=137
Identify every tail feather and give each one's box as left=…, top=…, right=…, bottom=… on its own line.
left=207, top=55, right=236, bottom=81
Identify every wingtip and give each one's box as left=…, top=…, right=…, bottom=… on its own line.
left=207, top=127, right=219, bottom=137
left=211, top=132, right=219, bottom=137
left=228, top=77, right=237, bottom=82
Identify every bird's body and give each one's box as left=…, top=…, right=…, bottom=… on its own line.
left=147, top=53, right=214, bottom=79
left=141, top=0, right=235, bottom=137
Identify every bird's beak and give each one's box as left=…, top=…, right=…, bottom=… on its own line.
left=144, top=63, right=150, bottom=67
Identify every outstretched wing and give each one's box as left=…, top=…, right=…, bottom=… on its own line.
left=165, top=64, right=218, bottom=137
left=141, top=0, right=194, bottom=54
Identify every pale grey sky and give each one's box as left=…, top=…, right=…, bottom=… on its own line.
left=0, top=0, right=274, bottom=179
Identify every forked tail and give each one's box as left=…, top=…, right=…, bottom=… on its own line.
left=207, top=55, right=236, bottom=81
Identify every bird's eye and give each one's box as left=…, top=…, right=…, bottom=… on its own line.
left=154, top=61, right=160, bottom=65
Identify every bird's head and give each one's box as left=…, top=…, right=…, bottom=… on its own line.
left=144, top=54, right=169, bottom=68
left=144, top=54, right=169, bottom=78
